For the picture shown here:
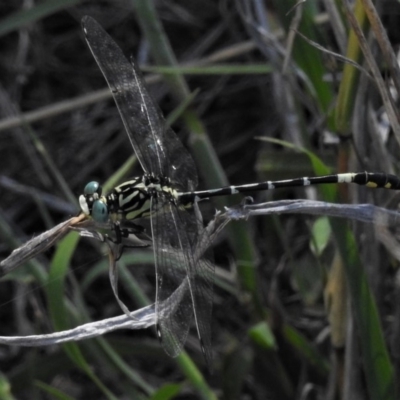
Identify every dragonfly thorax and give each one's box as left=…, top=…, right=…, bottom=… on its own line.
left=80, top=175, right=180, bottom=223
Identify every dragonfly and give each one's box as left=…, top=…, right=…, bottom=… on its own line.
left=80, top=16, right=400, bottom=365
left=81, top=16, right=217, bottom=365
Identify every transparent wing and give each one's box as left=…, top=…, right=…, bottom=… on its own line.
left=82, top=16, right=197, bottom=192
left=151, top=195, right=214, bottom=364
left=162, top=127, right=198, bottom=191
left=82, top=16, right=211, bottom=359
left=151, top=196, right=192, bottom=356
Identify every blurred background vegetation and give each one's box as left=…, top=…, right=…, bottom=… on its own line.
left=1, top=0, right=400, bottom=399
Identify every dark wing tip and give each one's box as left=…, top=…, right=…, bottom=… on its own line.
left=81, top=15, right=96, bottom=34
left=156, top=324, right=163, bottom=343
left=81, top=15, right=91, bottom=25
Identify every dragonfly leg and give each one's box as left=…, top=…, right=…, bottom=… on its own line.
left=107, top=221, right=150, bottom=260
left=110, top=221, right=144, bottom=241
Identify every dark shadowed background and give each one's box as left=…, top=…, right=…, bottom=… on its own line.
left=1, top=1, right=400, bottom=399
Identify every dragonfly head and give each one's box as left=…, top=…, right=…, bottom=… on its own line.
left=79, top=181, right=109, bottom=223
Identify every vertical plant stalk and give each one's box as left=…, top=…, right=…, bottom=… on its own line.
left=333, top=1, right=368, bottom=396
left=360, top=0, right=400, bottom=97
left=330, top=219, right=395, bottom=400
left=334, top=0, right=369, bottom=136
left=341, top=0, right=400, bottom=145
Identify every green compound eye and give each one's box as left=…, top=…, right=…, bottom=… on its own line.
left=84, top=181, right=102, bottom=196
left=92, top=200, right=108, bottom=223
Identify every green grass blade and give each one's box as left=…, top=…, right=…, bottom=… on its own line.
left=46, top=232, right=118, bottom=400
left=144, top=64, right=273, bottom=75
left=272, top=0, right=334, bottom=115
left=334, top=0, right=369, bottom=135
left=148, top=383, right=182, bottom=400
left=175, top=352, right=217, bottom=400
left=34, top=381, right=74, bottom=400
left=330, top=219, right=395, bottom=400
left=0, top=373, right=14, bottom=400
